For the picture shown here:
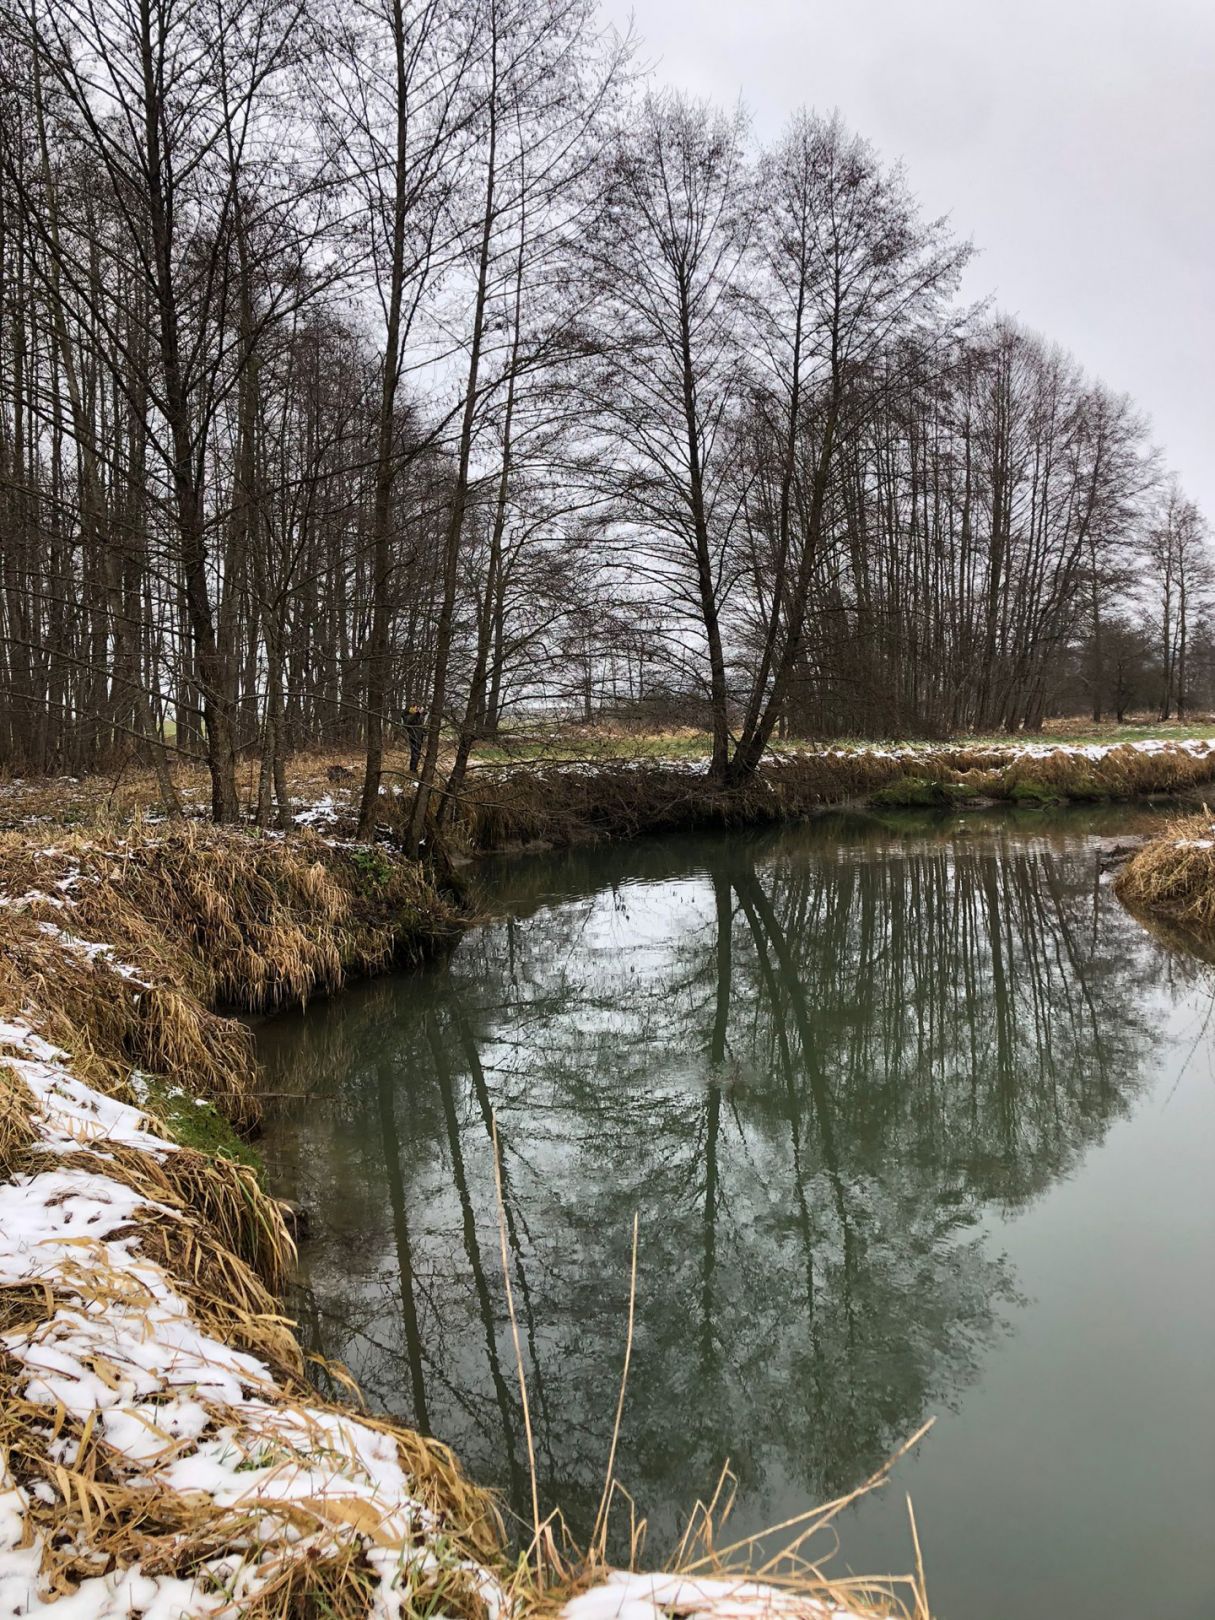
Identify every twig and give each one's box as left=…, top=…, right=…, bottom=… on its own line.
left=490, top=1111, right=544, bottom=1575
left=682, top=1418, right=936, bottom=1574
left=906, top=1495, right=929, bottom=1620
left=591, top=1209, right=639, bottom=1561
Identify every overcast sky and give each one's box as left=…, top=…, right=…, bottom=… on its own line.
left=600, top=0, right=1214, bottom=517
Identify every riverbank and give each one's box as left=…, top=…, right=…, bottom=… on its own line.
left=0, top=820, right=925, bottom=1620
left=443, top=737, right=1215, bottom=849
left=8, top=735, right=1213, bottom=856
left=4, top=742, right=1214, bottom=1617
left=6, top=733, right=1215, bottom=846
left=1114, top=812, right=1215, bottom=958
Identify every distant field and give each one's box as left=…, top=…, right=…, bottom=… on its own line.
left=470, top=714, right=1215, bottom=764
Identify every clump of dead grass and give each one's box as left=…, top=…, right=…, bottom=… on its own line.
left=1114, top=811, right=1215, bottom=933
left=0, top=896, right=261, bottom=1128
left=0, top=1064, right=39, bottom=1178
left=497, top=1430, right=933, bottom=1620
left=446, top=765, right=760, bottom=850
left=445, top=753, right=913, bottom=852
left=0, top=816, right=501, bottom=1620
left=0, top=822, right=457, bottom=1131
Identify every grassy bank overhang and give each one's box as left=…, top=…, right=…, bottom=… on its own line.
left=1113, top=812, right=1215, bottom=945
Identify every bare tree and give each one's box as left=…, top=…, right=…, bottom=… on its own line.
left=327, top=0, right=478, bottom=836
left=727, top=112, right=969, bottom=777
left=580, top=92, right=753, bottom=780
left=1146, top=479, right=1211, bottom=720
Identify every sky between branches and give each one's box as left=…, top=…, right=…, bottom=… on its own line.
left=601, top=0, right=1214, bottom=518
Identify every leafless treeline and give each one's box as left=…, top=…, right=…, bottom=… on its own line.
left=0, top=0, right=1209, bottom=823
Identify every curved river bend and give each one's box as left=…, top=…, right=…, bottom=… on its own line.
left=258, top=810, right=1215, bottom=1620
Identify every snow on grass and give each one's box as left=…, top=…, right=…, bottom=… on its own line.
left=472, top=735, right=1215, bottom=774
left=0, top=1017, right=511, bottom=1620
left=797, top=735, right=1215, bottom=763
left=1, top=1033, right=167, bottom=1159
left=292, top=794, right=338, bottom=827
left=0, top=860, right=148, bottom=986
left=32, top=921, right=148, bottom=983
left=563, top=1573, right=868, bottom=1620
left=0, top=1483, right=221, bottom=1620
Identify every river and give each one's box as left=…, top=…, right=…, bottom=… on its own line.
left=257, top=808, right=1215, bottom=1620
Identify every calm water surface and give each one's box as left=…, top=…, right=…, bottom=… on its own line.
left=258, top=810, right=1215, bottom=1620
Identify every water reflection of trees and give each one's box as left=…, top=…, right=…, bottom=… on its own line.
left=258, top=817, right=1164, bottom=1555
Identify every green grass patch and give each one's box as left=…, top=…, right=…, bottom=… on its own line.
left=870, top=776, right=972, bottom=808
left=350, top=845, right=395, bottom=890
left=1008, top=779, right=1064, bottom=806
left=136, top=1073, right=264, bottom=1177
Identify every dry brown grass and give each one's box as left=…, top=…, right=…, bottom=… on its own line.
left=861, top=740, right=1215, bottom=802
left=0, top=910, right=258, bottom=1124
left=0, top=1268, right=505, bottom=1619
left=438, top=741, right=1215, bottom=852
left=0, top=747, right=395, bottom=833
left=1113, top=812, right=1215, bottom=935
left=0, top=1062, right=39, bottom=1178
left=1000, top=742, right=1215, bottom=800
left=441, top=754, right=910, bottom=852
left=0, top=822, right=457, bottom=1129
left=444, top=764, right=770, bottom=850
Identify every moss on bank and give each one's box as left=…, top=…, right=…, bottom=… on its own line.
left=135, top=1073, right=265, bottom=1174
left=869, top=776, right=972, bottom=808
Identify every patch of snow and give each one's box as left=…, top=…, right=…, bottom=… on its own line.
left=292, top=795, right=337, bottom=827
left=0, top=891, right=67, bottom=909
left=0, top=1014, right=512, bottom=1620
left=563, top=1572, right=869, bottom=1620
left=29, top=922, right=147, bottom=985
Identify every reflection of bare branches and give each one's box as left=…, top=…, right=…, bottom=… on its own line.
left=259, top=817, right=1169, bottom=1561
